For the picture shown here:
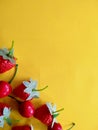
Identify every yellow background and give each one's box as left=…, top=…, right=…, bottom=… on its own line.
left=0, top=0, right=98, bottom=130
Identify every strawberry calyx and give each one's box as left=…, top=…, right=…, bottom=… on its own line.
left=0, top=106, right=19, bottom=128
left=23, top=78, right=48, bottom=100
left=0, top=107, right=11, bottom=127
left=0, top=116, right=4, bottom=127
left=0, top=41, right=16, bottom=64
left=46, top=103, right=64, bottom=128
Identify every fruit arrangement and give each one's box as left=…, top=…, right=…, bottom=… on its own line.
left=0, top=43, right=75, bottom=130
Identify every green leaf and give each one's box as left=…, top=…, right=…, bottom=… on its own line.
left=8, top=41, right=14, bottom=57
left=4, top=117, right=12, bottom=126
left=53, top=113, right=59, bottom=118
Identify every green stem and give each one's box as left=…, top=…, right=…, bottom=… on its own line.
left=8, top=41, right=14, bottom=57
left=32, top=85, right=48, bottom=91
left=53, top=108, right=64, bottom=113
left=9, top=64, right=18, bottom=84
left=67, top=123, right=75, bottom=130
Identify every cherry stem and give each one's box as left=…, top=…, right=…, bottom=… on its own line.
left=53, top=108, right=64, bottom=113
left=9, top=64, right=18, bottom=84
left=33, top=85, right=48, bottom=91
left=8, top=95, right=21, bottom=104
left=67, top=122, right=75, bottom=130
left=8, top=41, right=14, bottom=57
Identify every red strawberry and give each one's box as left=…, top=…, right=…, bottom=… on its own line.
left=19, top=101, right=35, bottom=118
left=12, top=125, right=33, bottom=130
left=0, top=41, right=16, bottom=73
left=34, top=104, right=53, bottom=126
left=13, top=78, right=48, bottom=101
left=48, top=123, right=62, bottom=130
left=34, top=103, right=64, bottom=127
left=0, top=81, right=12, bottom=98
left=13, top=82, right=30, bottom=101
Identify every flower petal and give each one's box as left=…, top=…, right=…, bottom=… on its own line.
left=46, top=103, right=54, bottom=115
left=26, top=91, right=39, bottom=100
left=24, top=86, right=32, bottom=93
left=0, top=116, right=4, bottom=128
left=30, top=79, right=37, bottom=89
left=23, top=81, right=30, bottom=88
left=52, top=104, right=57, bottom=112
left=3, top=107, right=10, bottom=118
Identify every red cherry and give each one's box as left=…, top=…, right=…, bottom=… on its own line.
left=19, top=101, right=35, bottom=118
left=0, top=81, right=12, bottom=98
left=48, top=123, right=62, bottom=130
left=34, top=104, right=53, bottom=126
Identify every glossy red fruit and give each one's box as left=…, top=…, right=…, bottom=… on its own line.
left=0, top=81, right=12, bottom=98
left=48, top=123, right=62, bottom=130
left=34, top=104, right=53, bottom=126
left=13, top=83, right=29, bottom=101
left=0, top=102, right=9, bottom=116
left=0, top=56, right=16, bottom=73
left=12, top=125, right=33, bottom=130
left=19, top=101, right=35, bottom=118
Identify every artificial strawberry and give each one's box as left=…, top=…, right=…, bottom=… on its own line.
left=34, top=103, right=64, bottom=126
left=0, top=81, right=12, bottom=98
left=13, top=78, right=48, bottom=101
left=12, top=125, right=34, bottom=130
left=34, top=103, right=53, bottom=126
left=0, top=102, right=11, bottom=127
left=19, top=101, right=35, bottom=118
left=0, top=41, right=16, bottom=73
left=48, top=122, right=62, bottom=130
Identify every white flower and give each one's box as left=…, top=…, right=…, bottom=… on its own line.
left=23, top=78, right=39, bottom=100
left=0, top=116, right=4, bottom=128
left=46, top=102, right=58, bottom=127
left=46, top=102, right=57, bottom=115
left=3, top=107, right=10, bottom=118
left=0, top=107, right=11, bottom=128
